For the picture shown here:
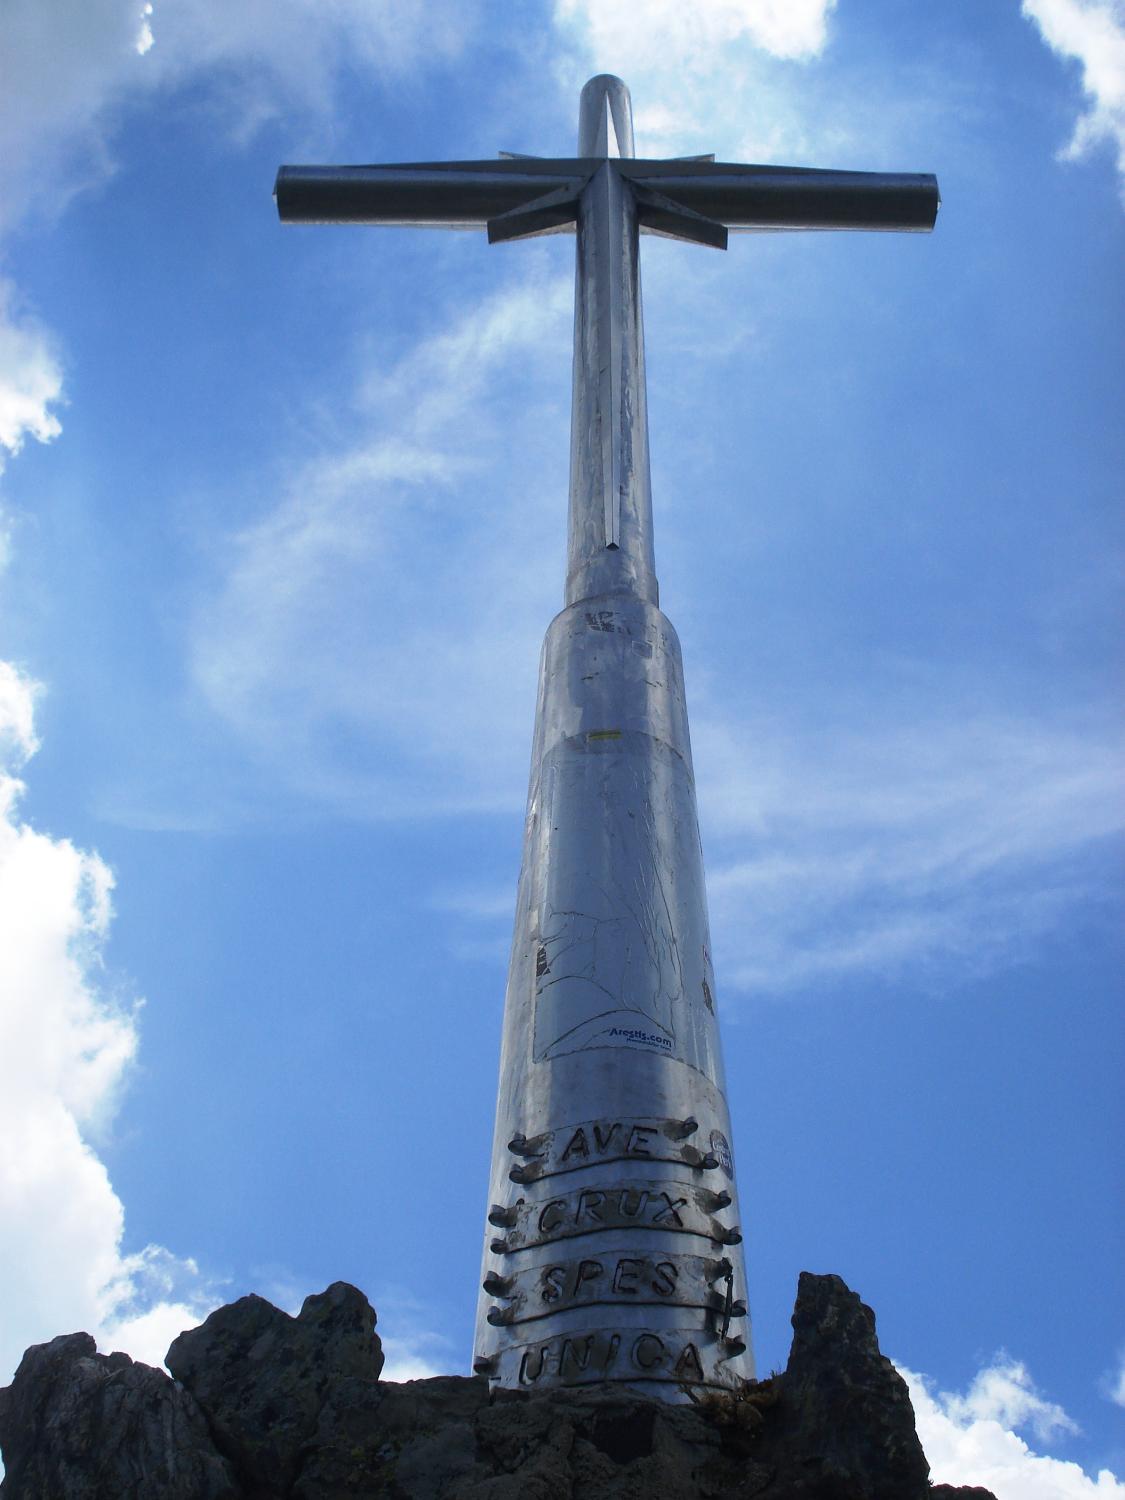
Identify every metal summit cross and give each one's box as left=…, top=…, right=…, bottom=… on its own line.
left=276, top=75, right=938, bottom=1398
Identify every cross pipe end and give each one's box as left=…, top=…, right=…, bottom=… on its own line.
left=578, top=75, right=635, bottom=159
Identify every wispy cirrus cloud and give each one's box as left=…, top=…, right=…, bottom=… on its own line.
left=1022, top=0, right=1125, bottom=200
left=0, top=0, right=474, bottom=234
left=698, top=706, right=1122, bottom=992
left=0, top=0, right=476, bottom=478
left=427, top=701, right=1122, bottom=995
left=189, top=267, right=572, bottom=819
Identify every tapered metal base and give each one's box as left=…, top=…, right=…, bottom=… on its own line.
left=474, top=593, right=754, bottom=1392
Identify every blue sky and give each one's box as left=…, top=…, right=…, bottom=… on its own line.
left=0, top=2, right=1121, bottom=1494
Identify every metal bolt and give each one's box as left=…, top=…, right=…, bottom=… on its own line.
left=507, top=1134, right=542, bottom=1158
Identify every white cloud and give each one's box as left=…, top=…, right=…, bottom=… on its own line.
left=555, top=0, right=836, bottom=68
left=940, top=1357, right=1079, bottom=1444
left=1106, top=1351, right=1125, bottom=1408
left=356, top=1284, right=456, bottom=1381
left=0, top=0, right=151, bottom=235
left=0, top=659, right=40, bottom=762
left=697, top=709, right=1123, bottom=990
left=902, top=1361, right=1125, bottom=1498
left=380, top=1334, right=451, bottom=1382
left=1022, top=0, right=1125, bottom=197
left=548, top=0, right=942, bottom=185
left=97, top=1245, right=213, bottom=1368
left=0, top=280, right=64, bottom=470
left=550, top=0, right=854, bottom=166
left=0, top=662, right=213, bottom=1383
left=136, top=3, right=154, bottom=56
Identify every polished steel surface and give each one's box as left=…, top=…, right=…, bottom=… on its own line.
left=577, top=72, right=635, bottom=159
left=276, top=73, right=939, bottom=1397
left=476, top=585, right=753, bottom=1392
left=275, top=158, right=939, bottom=233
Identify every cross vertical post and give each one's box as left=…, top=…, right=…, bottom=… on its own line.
left=568, top=78, right=658, bottom=605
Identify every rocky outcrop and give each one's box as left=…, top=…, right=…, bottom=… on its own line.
left=767, top=1270, right=932, bottom=1496
left=0, top=1333, right=239, bottom=1499
left=165, top=1281, right=385, bottom=1498
left=0, top=1273, right=998, bottom=1499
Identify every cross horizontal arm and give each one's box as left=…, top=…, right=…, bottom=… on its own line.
left=275, top=159, right=938, bottom=235
left=274, top=161, right=588, bottom=228
left=619, top=161, right=939, bottom=233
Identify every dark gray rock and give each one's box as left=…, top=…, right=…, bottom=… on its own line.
left=931, top=1491, right=999, bottom=1499
left=0, top=1332, right=239, bottom=1500
left=283, top=1271, right=995, bottom=1498
left=294, top=1377, right=757, bottom=1500
left=1, top=1273, right=1000, bottom=1499
left=294, top=1374, right=493, bottom=1499
left=757, top=1269, right=932, bottom=1497
left=165, top=1279, right=383, bottom=1497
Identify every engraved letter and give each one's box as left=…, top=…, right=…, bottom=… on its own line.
left=612, top=1258, right=642, bottom=1295
left=631, top=1333, right=666, bottom=1371
left=651, top=1261, right=678, bottom=1297
left=561, top=1127, right=589, bottom=1162
left=651, top=1193, right=686, bottom=1227
left=618, top=1187, right=648, bottom=1219
left=575, top=1259, right=604, bottom=1291
left=540, top=1266, right=567, bottom=1304
left=673, top=1343, right=705, bottom=1382
left=593, top=1121, right=621, bottom=1153
left=560, top=1335, right=594, bottom=1375
left=538, top=1199, right=566, bottom=1235
left=520, top=1347, right=548, bottom=1385
left=576, top=1190, right=605, bottom=1225
left=626, top=1125, right=656, bottom=1155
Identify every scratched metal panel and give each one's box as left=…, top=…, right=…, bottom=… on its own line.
left=526, top=599, right=723, bottom=1084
